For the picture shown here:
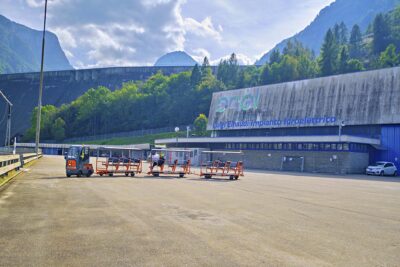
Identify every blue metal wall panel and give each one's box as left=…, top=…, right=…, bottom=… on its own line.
left=375, top=125, right=400, bottom=170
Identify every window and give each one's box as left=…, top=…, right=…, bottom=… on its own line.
left=325, top=144, right=331, bottom=150
left=297, top=143, right=303, bottom=150
left=337, top=144, right=343, bottom=150
left=343, top=144, right=349, bottom=151
left=331, top=144, right=337, bottom=150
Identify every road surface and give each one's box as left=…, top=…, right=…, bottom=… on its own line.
left=1, top=156, right=399, bottom=266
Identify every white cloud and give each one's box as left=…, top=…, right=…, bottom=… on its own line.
left=184, top=17, right=222, bottom=42
left=0, top=0, right=335, bottom=67
left=210, top=53, right=253, bottom=66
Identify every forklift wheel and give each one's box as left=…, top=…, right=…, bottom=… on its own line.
left=130, top=172, right=135, bottom=177
left=86, top=172, right=92, bottom=177
left=77, top=171, right=83, bottom=178
left=108, top=173, right=113, bottom=177
left=235, top=175, right=239, bottom=180
left=125, top=172, right=129, bottom=176
left=229, top=175, right=234, bottom=180
left=179, top=173, right=184, bottom=178
left=99, top=173, right=103, bottom=176
left=66, top=174, right=71, bottom=178
left=153, top=173, right=159, bottom=177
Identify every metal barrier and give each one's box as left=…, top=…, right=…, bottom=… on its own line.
left=0, top=153, right=42, bottom=178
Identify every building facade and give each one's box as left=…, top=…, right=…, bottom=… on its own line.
left=157, top=67, right=400, bottom=174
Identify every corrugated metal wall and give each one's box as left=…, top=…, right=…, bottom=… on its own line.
left=373, top=125, right=400, bottom=169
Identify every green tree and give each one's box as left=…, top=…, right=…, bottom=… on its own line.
left=379, top=44, right=399, bottom=67
left=51, top=117, right=66, bottom=141
left=201, top=56, right=212, bottom=80
left=278, top=55, right=299, bottom=82
left=259, top=64, right=272, bottom=85
left=217, top=53, right=239, bottom=88
left=319, top=28, right=339, bottom=76
left=339, top=22, right=348, bottom=45
left=194, top=114, right=208, bottom=136
left=346, top=59, right=365, bottom=73
left=190, top=64, right=202, bottom=87
left=373, top=13, right=391, bottom=55
left=349, top=24, right=363, bottom=59
left=269, top=49, right=282, bottom=64
left=338, top=46, right=350, bottom=73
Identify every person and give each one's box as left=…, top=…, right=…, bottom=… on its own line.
left=158, top=154, right=165, bottom=171
left=150, top=152, right=160, bottom=171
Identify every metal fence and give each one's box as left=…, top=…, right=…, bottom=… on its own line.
left=63, top=125, right=192, bottom=143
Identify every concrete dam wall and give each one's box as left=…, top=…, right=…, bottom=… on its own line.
left=0, top=66, right=210, bottom=142
left=208, top=67, right=400, bottom=131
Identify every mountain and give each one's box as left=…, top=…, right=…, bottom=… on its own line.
left=255, top=0, right=400, bottom=65
left=154, top=51, right=197, bottom=66
left=0, top=14, right=73, bottom=74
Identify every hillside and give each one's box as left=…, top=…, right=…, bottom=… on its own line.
left=256, top=0, right=400, bottom=65
left=0, top=14, right=72, bottom=74
left=154, top=51, right=197, bottom=66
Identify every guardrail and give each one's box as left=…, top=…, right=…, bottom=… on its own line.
left=0, top=153, right=42, bottom=180
left=0, top=155, right=21, bottom=177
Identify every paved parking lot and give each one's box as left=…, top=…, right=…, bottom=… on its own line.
left=0, top=156, right=399, bottom=266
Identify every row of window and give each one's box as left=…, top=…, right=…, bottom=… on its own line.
left=223, top=142, right=368, bottom=152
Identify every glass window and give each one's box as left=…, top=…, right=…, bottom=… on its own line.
left=337, top=144, right=343, bottom=150
left=277, top=143, right=282, bottom=150
left=325, top=144, right=331, bottom=150
left=331, top=144, right=337, bottom=150
left=297, top=143, right=303, bottom=150
left=343, top=144, right=349, bottom=151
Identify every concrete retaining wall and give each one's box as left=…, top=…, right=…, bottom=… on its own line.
left=216, top=150, right=369, bottom=174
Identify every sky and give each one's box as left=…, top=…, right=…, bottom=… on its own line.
left=0, top=0, right=334, bottom=68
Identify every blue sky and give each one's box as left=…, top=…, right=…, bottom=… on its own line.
left=0, top=0, right=334, bottom=68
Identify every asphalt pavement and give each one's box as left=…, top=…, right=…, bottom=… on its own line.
left=1, top=156, right=399, bottom=266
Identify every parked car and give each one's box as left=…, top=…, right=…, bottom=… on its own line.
left=366, top=162, right=397, bottom=176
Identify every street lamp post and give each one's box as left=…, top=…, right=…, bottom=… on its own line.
left=175, top=127, right=180, bottom=148
left=35, top=0, right=48, bottom=154
left=0, top=90, right=12, bottom=148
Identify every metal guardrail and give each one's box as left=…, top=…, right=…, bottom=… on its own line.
left=0, top=155, right=21, bottom=176
left=0, top=153, right=42, bottom=178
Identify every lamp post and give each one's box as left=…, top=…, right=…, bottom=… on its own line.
left=338, top=120, right=345, bottom=142
left=35, top=0, right=48, bottom=155
left=0, top=90, right=12, bottom=148
left=175, top=127, right=180, bottom=148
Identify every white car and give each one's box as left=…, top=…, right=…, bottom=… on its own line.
left=366, top=162, right=397, bottom=176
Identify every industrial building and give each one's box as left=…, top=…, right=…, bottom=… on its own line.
left=157, top=67, right=400, bottom=174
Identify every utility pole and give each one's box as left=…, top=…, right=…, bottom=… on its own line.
left=0, top=90, right=12, bottom=147
left=35, top=0, right=48, bottom=154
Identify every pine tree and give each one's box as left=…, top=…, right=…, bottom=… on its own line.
left=201, top=57, right=212, bottom=79
left=349, top=24, right=363, bottom=59
left=338, top=46, right=350, bottom=73
left=259, top=64, right=272, bottom=85
left=269, top=49, right=282, bottom=64
left=190, top=64, right=202, bottom=87
left=373, top=13, right=391, bottom=55
left=319, top=29, right=339, bottom=76
left=339, top=22, right=348, bottom=44
left=333, top=23, right=341, bottom=44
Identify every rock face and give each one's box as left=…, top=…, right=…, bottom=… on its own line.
left=208, top=67, right=400, bottom=131
left=255, top=0, right=400, bottom=65
left=0, top=14, right=73, bottom=74
left=154, top=51, right=197, bottom=67
left=0, top=66, right=218, bottom=142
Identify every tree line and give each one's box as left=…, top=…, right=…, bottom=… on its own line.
left=23, top=6, right=400, bottom=142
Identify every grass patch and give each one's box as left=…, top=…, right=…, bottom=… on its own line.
left=72, top=132, right=187, bottom=145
